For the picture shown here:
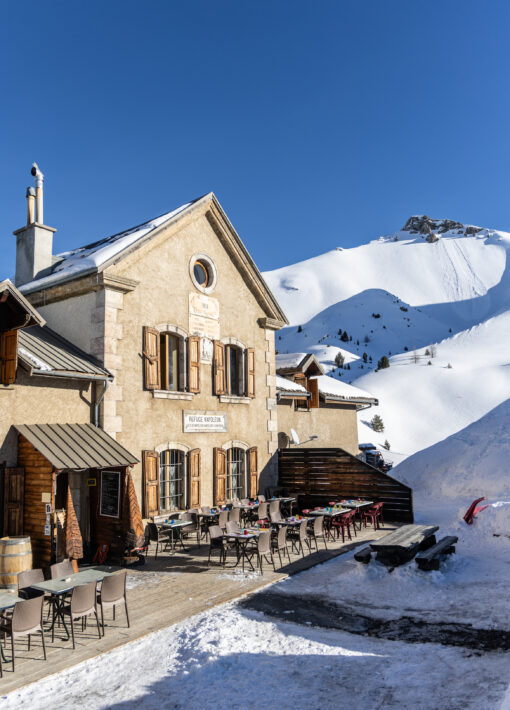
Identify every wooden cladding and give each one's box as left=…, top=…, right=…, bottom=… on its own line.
left=0, top=329, right=18, bottom=385
left=279, top=448, right=413, bottom=523
left=188, top=336, right=201, bottom=393
left=189, top=448, right=201, bottom=507
left=3, top=467, right=24, bottom=536
left=213, top=341, right=226, bottom=395
left=143, top=327, right=160, bottom=390
left=213, top=447, right=227, bottom=505
left=143, top=450, right=160, bottom=517
left=307, top=378, right=319, bottom=408
left=248, top=446, right=258, bottom=498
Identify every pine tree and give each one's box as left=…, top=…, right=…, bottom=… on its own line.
left=334, top=352, right=345, bottom=368
left=340, top=331, right=349, bottom=342
left=371, top=414, right=384, bottom=432
left=297, top=325, right=302, bottom=333
left=362, top=352, right=368, bottom=363
left=377, top=355, right=390, bottom=369
left=383, top=439, right=390, bottom=450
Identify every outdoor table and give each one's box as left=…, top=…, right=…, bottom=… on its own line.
left=159, top=519, right=194, bottom=551
left=276, top=516, right=312, bottom=526
left=331, top=500, right=374, bottom=530
left=224, top=529, right=261, bottom=572
left=0, top=592, right=23, bottom=662
left=32, top=565, right=121, bottom=641
left=308, top=507, right=350, bottom=517
left=370, top=524, right=440, bottom=566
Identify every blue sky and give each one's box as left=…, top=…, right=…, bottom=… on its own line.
left=2, top=1, right=510, bottom=275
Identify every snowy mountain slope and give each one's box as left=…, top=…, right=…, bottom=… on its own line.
left=264, top=216, right=510, bottom=462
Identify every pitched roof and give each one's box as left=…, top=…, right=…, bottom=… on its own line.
left=310, top=375, right=378, bottom=405
left=275, top=374, right=309, bottom=396
left=14, top=422, right=138, bottom=469
left=275, top=352, right=324, bottom=376
left=18, top=193, right=288, bottom=326
left=0, top=279, right=45, bottom=330
left=18, top=326, right=111, bottom=380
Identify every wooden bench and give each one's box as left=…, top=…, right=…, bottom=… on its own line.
left=415, top=536, right=458, bottom=571
left=353, top=546, right=372, bottom=564
left=369, top=524, right=439, bottom=567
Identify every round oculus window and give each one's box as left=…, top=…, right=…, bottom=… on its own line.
left=193, top=260, right=209, bottom=287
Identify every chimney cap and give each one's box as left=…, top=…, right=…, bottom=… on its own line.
left=26, top=187, right=36, bottom=197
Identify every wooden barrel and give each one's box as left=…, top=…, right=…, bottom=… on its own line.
left=0, top=537, right=32, bottom=590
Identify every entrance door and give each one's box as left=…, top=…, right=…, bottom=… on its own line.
left=68, top=471, right=91, bottom=558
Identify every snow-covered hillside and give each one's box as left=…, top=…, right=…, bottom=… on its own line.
left=263, top=216, right=510, bottom=461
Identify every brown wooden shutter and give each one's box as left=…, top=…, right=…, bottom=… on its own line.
left=307, top=377, right=319, bottom=408
left=143, top=327, right=160, bottom=390
left=0, top=330, right=18, bottom=385
left=246, top=348, right=255, bottom=398
left=248, top=447, right=258, bottom=498
left=213, top=447, right=227, bottom=505
left=213, top=341, right=226, bottom=395
left=3, top=467, right=24, bottom=536
left=142, top=450, right=160, bottom=518
left=188, top=336, right=201, bottom=393
left=188, top=448, right=201, bottom=508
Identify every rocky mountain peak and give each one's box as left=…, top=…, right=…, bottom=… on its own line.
left=402, top=215, right=482, bottom=237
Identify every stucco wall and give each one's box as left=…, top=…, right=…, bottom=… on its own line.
left=37, top=291, right=98, bottom=354
left=0, top=367, right=93, bottom=466
left=106, top=209, right=278, bottom=506
left=277, top=400, right=360, bottom=456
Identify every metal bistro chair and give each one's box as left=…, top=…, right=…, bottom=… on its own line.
left=0, top=594, right=47, bottom=674
left=62, top=581, right=102, bottom=650
left=147, top=522, right=172, bottom=558
left=308, top=515, right=328, bottom=551
left=97, top=571, right=129, bottom=635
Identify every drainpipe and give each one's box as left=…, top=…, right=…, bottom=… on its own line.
left=94, top=379, right=110, bottom=427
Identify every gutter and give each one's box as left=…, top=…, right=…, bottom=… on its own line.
left=30, top=369, right=113, bottom=382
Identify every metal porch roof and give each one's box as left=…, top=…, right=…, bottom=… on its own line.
left=15, top=423, right=138, bottom=470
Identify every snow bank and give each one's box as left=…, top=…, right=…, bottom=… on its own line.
left=394, top=399, right=510, bottom=498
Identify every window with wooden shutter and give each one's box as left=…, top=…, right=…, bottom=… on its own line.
left=188, top=336, right=201, bottom=393
left=143, top=327, right=160, bottom=390
left=246, top=348, right=255, bottom=398
left=3, top=467, right=24, bottom=536
left=142, top=450, right=160, bottom=518
left=213, top=341, right=226, bottom=395
left=307, top=377, right=320, bottom=408
left=0, top=330, right=18, bottom=385
left=248, top=447, right=258, bottom=498
left=213, top=447, right=227, bottom=505
left=188, top=448, right=201, bottom=508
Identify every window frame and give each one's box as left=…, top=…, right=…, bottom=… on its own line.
left=226, top=447, right=247, bottom=501
left=159, top=449, right=187, bottom=512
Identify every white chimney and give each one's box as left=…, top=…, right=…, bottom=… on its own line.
left=13, top=163, right=56, bottom=286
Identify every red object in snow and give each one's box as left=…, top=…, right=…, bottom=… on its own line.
left=463, top=497, right=488, bottom=524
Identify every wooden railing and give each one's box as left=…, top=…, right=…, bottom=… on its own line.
left=278, top=447, right=413, bottom=523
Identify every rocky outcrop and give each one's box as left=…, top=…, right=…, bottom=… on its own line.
left=403, top=215, right=482, bottom=237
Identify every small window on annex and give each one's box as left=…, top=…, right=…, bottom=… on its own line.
left=225, top=345, right=243, bottom=396
left=227, top=447, right=246, bottom=500
left=160, top=332, right=181, bottom=391
left=160, top=449, right=185, bottom=511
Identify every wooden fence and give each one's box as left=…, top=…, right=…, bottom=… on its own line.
left=278, top=447, right=413, bottom=523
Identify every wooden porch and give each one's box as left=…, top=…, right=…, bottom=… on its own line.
left=0, top=520, right=397, bottom=695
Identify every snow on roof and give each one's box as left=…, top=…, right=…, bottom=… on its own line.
left=275, top=374, right=308, bottom=394
left=311, top=375, right=378, bottom=403
left=275, top=353, right=307, bottom=370
left=19, top=201, right=195, bottom=294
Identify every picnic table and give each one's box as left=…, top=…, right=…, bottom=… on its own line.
left=369, top=524, right=439, bottom=566
left=32, top=565, right=122, bottom=640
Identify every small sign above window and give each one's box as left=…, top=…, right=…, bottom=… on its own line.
left=100, top=471, right=121, bottom=518
left=183, top=411, right=228, bottom=433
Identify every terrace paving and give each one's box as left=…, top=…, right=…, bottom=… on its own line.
left=0, top=521, right=397, bottom=695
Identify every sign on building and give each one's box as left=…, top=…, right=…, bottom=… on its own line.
left=183, top=411, right=228, bottom=433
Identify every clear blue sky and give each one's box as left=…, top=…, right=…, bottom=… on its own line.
left=2, top=1, right=510, bottom=276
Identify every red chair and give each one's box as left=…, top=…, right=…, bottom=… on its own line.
left=362, top=502, right=384, bottom=530
left=332, top=511, right=357, bottom=543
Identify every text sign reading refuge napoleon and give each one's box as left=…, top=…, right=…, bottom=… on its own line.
left=183, top=411, right=228, bottom=433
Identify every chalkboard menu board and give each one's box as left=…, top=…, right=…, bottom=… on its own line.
left=100, top=471, right=121, bottom=518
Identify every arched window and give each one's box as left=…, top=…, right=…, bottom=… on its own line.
left=160, top=449, right=185, bottom=511
left=160, top=332, right=181, bottom=391
left=226, top=447, right=246, bottom=500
